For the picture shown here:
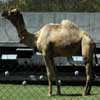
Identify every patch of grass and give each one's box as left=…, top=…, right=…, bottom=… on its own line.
left=0, top=84, right=100, bottom=100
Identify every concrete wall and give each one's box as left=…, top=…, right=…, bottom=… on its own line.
left=0, top=12, right=100, bottom=42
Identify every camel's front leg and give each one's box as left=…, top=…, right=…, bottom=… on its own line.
left=51, top=58, right=61, bottom=95
left=43, top=54, right=55, bottom=96
left=44, top=56, right=61, bottom=96
left=56, top=80, right=61, bottom=95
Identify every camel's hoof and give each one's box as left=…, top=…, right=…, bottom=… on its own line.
left=48, top=93, right=52, bottom=96
left=82, top=92, right=91, bottom=96
left=57, top=92, right=61, bottom=95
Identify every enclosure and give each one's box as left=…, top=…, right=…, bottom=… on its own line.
left=0, top=0, right=100, bottom=100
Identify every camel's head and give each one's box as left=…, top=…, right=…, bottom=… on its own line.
left=2, top=8, right=24, bottom=26
left=2, top=8, right=20, bottom=19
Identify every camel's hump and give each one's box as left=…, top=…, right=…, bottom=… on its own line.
left=61, top=19, right=79, bottom=30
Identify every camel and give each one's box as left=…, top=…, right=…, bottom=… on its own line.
left=2, top=9, right=97, bottom=96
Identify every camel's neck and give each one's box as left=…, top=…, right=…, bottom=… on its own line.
left=20, top=29, right=36, bottom=48
left=12, top=22, right=37, bottom=48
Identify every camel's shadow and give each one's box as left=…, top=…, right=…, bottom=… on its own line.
left=53, top=93, right=97, bottom=96
left=60, top=93, right=82, bottom=96
left=52, top=93, right=82, bottom=97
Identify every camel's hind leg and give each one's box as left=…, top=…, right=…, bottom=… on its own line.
left=82, top=40, right=93, bottom=96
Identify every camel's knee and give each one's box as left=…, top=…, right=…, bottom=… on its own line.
left=47, top=71, right=55, bottom=80
left=86, top=75, right=91, bottom=82
left=47, top=72, right=51, bottom=79
left=83, top=56, right=90, bottom=65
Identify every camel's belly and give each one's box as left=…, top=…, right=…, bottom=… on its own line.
left=54, top=47, right=76, bottom=56
left=53, top=42, right=81, bottom=57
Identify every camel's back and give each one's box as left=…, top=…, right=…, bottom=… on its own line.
left=37, top=22, right=81, bottom=50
